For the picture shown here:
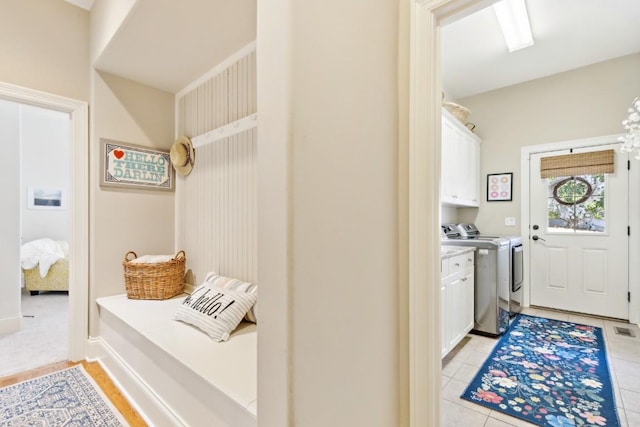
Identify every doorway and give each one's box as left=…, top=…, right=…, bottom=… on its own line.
left=409, top=1, right=640, bottom=426
left=1, top=102, right=72, bottom=376
left=407, top=1, right=498, bottom=425
left=0, top=81, right=89, bottom=364
left=529, top=142, right=629, bottom=319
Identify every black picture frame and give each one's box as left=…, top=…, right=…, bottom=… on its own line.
left=487, top=172, right=513, bottom=202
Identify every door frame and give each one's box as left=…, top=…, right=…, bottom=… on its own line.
left=520, top=134, right=639, bottom=325
left=408, top=0, right=497, bottom=425
left=0, top=81, right=89, bottom=361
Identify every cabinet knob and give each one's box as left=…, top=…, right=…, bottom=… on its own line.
left=453, top=195, right=458, bottom=199
left=461, top=277, right=467, bottom=282
left=454, top=263, right=460, bottom=267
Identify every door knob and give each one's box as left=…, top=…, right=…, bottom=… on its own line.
left=532, top=235, right=546, bottom=242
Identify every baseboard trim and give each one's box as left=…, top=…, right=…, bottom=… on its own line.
left=0, top=315, right=22, bottom=336
left=86, top=337, right=185, bottom=427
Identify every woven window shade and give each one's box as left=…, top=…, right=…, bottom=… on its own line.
left=540, top=149, right=614, bottom=178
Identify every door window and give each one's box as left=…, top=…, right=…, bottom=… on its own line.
left=546, top=174, right=606, bottom=233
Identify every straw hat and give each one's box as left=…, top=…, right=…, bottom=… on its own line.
left=170, top=136, right=195, bottom=176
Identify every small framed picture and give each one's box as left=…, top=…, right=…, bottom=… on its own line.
left=487, top=173, right=513, bottom=202
left=28, top=186, right=66, bottom=210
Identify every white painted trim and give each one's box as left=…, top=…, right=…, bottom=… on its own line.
left=0, top=315, right=22, bottom=336
left=409, top=1, right=495, bottom=426
left=630, top=156, right=640, bottom=327
left=191, top=114, right=258, bottom=148
left=175, top=41, right=257, bottom=98
left=87, top=337, right=183, bottom=427
left=520, top=134, right=639, bottom=325
left=409, top=2, right=440, bottom=426
left=0, top=81, right=89, bottom=362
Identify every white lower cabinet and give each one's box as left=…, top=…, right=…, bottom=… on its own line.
left=441, top=250, right=475, bottom=358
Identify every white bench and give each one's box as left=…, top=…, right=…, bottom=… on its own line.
left=93, top=294, right=257, bottom=427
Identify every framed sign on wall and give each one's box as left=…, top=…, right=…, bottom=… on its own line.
left=487, top=172, right=513, bottom=202
left=100, top=139, right=174, bottom=191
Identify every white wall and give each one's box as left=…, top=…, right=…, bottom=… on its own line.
left=21, top=105, right=70, bottom=243
left=0, top=0, right=89, bottom=101
left=0, top=0, right=89, bottom=338
left=441, top=206, right=458, bottom=225
left=89, top=0, right=138, bottom=64
left=0, top=100, right=22, bottom=335
left=89, top=70, right=175, bottom=337
left=457, top=54, right=640, bottom=234
left=258, top=0, right=401, bottom=425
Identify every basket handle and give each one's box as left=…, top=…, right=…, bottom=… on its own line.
left=174, top=250, right=186, bottom=260
left=124, top=251, right=138, bottom=262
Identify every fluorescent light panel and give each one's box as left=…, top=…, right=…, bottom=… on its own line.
left=493, top=0, right=534, bottom=52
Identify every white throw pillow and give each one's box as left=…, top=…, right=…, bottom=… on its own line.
left=174, top=283, right=257, bottom=342
left=204, top=272, right=258, bottom=323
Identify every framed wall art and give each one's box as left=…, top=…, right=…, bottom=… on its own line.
left=487, top=172, right=513, bottom=202
left=100, top=138, right=174, bottom=191
left=27, top=186, right=66, bottom=210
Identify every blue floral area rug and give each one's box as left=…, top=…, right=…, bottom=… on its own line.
left=0, top=364, right=129, bottom=426
left=461, top=314, right=620, bottom=427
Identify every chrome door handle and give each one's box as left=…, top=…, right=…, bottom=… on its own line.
left=532, top=235, right=546, bottom=242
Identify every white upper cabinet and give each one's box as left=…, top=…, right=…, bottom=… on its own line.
left=441, top=109, right=481, bottom=207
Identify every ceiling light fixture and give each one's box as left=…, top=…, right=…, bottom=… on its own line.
left=492, top=0, right=534, bottom=53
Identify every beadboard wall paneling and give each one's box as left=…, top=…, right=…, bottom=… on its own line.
left=179, top=50, right=256, bottom=137
left=176, top=49, right=257, bottom=285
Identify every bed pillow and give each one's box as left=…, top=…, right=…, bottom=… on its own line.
left=204, top=272, right=258, bottom=323
left=174, top=283, right=257, bottom=342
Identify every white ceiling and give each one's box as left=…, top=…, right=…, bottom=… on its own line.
left=64, top=0, right=94, bottom=11
left=442, top=0, right=640, bottom=100
left=77, top=0, right=639, bottom=97
left=94, top=0, right=256, bottom=94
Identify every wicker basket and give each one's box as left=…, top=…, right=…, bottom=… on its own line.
left=443, top=101, right=471, bottom=124
left=123, top=250, right=186, bottom=300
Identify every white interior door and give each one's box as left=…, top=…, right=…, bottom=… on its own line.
left=529, top=143, right=629, bottom=319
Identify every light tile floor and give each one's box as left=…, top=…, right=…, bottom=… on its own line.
left=441, top=307, right=640, bottom=427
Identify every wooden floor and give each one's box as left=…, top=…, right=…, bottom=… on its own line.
left=0, top=360, right=147, bottom=427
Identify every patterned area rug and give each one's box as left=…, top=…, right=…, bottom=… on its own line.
left=461, top=314, right=620, bottom=427
left=0, top=365, right=129, bottom=426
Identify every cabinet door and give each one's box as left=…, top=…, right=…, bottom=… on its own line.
left=447, top=274, right=464, bottom=350
left=441, top=117, right=459, bottom=203
left=460, top=136, right=480, bottom=205
left=441, top=280, right=448, bottom=358
left=461, top=268, right=475, bottom=334
left=441, top=112, right=481, bottom=207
